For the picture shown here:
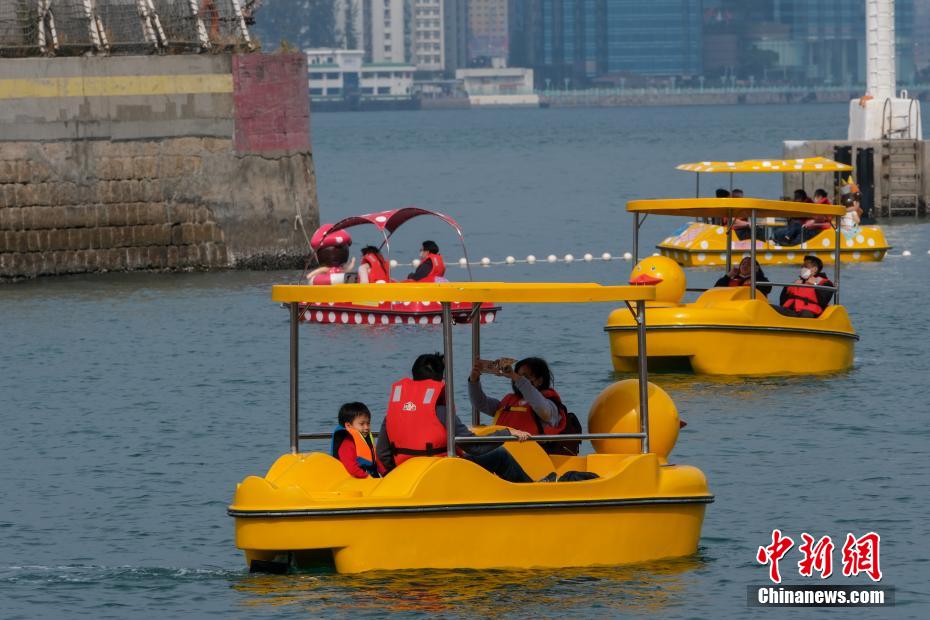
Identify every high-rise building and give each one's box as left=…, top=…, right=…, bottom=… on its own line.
left=443, top=0, right=469, bottom=74
left=916, top=0, right=930, bottom=77
left=514, top=0, right=703, bottom=86
left=358, top=0, right=406, bottom=64
left=468, top=0, right=510, bottom=64
left=412, top=0, right=445, bottom=71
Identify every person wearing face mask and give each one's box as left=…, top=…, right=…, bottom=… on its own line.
left=714, top=256, right=772, bottom=297
left=468, top=357, right=582, bottom=456
left=775, top=255, right=834, bottom=318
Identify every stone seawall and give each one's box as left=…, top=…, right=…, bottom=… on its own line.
left=0, top=53, right=318, bottom=281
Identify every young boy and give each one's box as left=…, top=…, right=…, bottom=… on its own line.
left=331, top=402, right=383, bottom=478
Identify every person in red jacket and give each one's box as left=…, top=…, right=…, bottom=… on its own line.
left=775, top=255, right=834, bottom=318
left=358, top=246, right=391, bottom=284
left=331, top=402, right=383, bottom=478
left=375, top=353, right=542, bottom=482
left=406, top=240, right=446, bottom=282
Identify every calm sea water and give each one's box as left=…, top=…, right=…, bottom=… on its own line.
left=3, top=104, right=930, bottom=618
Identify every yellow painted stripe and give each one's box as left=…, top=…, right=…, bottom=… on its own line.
left=0, top=74, right=234, bottom=100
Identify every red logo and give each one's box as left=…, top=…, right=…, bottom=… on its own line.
left=841, top=532, right=882, bottom=582
left=798, top=533, right=834, bottom=579
left=757, top=529, right=795, bottom=584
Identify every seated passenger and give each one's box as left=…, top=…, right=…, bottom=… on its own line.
left=359, top=246, right=391, bottom=284
left=306, top=225, right=356, bottom=285
left=406, top=240, right=446, bottom=282
left=468, top=357, right=581, bottom=456
left=714, top=257, right=772, bottom=297
left=775, top=255, right=834, bottom=318
left=771, top=190, right=814, bottom=246
left=376, top=353, right=546, bottom=483
left=331, top=402, right=383, bottom=478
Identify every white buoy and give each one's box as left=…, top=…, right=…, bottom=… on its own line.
left=505, top=255, right=516, bottom=264
left=481, top=257, right=491, bottom=266
left=583, top=253, right=593, bottom=262
left=527, top=254, right=537, bottom=264
left=601, top=252, right=612, bottom=261
left=564, top=254, right=574, bottom=263
left=652, top=252, right=660, bottom=257
left=623, top=252, right=633, bottom=260
left=411, top=258, right=421, bottom=267
left=389, top=259, right=399, bottom=268
left=547, top=254, right=558, bottom=263
left=458, top=257, right=468, bottom=267
left=902, top=250, right=912, bottom=257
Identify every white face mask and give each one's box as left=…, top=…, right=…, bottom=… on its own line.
left=800, top=268, right=812, bottom=280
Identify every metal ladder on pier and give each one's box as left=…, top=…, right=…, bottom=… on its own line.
left=881, top=97, right=922, bottom=218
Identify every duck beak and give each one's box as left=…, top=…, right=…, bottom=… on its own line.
left=629, top=274, right=664, bottom=285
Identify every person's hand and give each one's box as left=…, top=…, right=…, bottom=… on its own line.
left=469, top=360, right=481, bottom=382
left=509, top=428, right=531, bottom=441
left=727, top=267, right=739, bottom=278
left=502, top=368, right=519, bottom=380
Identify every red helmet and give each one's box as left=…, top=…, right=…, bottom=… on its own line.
left=310, top=224, right=352, bottom=250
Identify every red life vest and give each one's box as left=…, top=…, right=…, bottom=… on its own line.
left=384, top=378, right=448, bottom=466
left=330, top=426, right=380, bottom=478
left=727, top=276, right=749, bottom=287
left=493, top=389, right=567, bottom=435
left=362, top=252, right=391, bottom=283
left=783, top=275, right=831, bottom=316
left=421, top=253, right=446, bottom=282
left=309, top=266, right=344, bottom=286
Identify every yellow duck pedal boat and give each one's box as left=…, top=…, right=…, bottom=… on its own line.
left=661, top=157, right=890, bottom=265
left=612, top=198, right=858, bottom=376
left=230, top=282, right=713, bottom=573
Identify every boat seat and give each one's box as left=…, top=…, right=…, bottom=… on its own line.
left=503, top=441, right=556, bottom=481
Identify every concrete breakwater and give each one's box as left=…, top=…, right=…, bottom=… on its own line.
left=1, top=53, right=319, bottom=281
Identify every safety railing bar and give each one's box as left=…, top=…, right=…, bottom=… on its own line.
left=455, top=433, right=646, bottom=444
left=764, top=282, right=837, bottom=291
left=297, top=432, right=646, bottom=442
left=299, top=432, right=379, bottom=440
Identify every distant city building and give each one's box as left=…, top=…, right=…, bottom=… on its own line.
left=512, top=0, right=703, bottom=87
left=443, top=0, right=469, bottom=74
left=306, top=48, right=414, bottom=102
left=707, top=0, right=915, bottom=85
left=916, top=0, right=930, bottom=77
left=359, top=0, right=406, bottom=64
left=412, top=0, right=445, bottom=71
left=468, top=0, right=509, bottom=65
left=455, top=67, right=539, bottom=106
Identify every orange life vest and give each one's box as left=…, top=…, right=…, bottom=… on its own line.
left=421, top=253, right=446, bottom=282
left=728, top=276, right=749, bottom=287
left=330, top=426, right=380, bottom=477
left=384, top=378, right=448, bottom=466
left=493, top=389, right=567, bottom=435
left=783, top=276, right=831, bottom=316
left=362, top=252, right=390, bottom=283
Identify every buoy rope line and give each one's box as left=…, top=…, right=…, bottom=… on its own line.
left=385, top=250, right=926, bottom=269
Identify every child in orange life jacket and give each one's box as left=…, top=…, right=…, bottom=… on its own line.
left=331, top=402, right=383, bottom=478
left=358, top=246, right=391, bottom=284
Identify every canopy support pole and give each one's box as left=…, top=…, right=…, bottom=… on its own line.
left=749, top=209, right=757, bottom=300
left=289, top=302, right=299, bottom=454
left=729, top=172, right=733, bottom=192
left=470, top=302, right=481, bottom=426
left=725, top=209, right=733, bottom=273
left=633, top=212, right=639, bottom=264
left=636, top=299, right=650, bottom=454
left=834, top=216, right=841, bottom=305
left=696, top=173, right=700, bottom=198
left=442, top=302, right=457, bottom=457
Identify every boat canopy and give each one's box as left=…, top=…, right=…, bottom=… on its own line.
left=627, top=197, right=845, bottom=219
left=273, top=282, right=656, bottom=304
left=676, top=157, right=853, bottom=174
left=324, top=207, right=464, bottom=239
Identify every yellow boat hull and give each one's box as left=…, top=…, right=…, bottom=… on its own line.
left=657, top=222, right=889, bottom=266
left=605, top=288, right=857, bottom=376
left=230, top=444, right=712, bottom=573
